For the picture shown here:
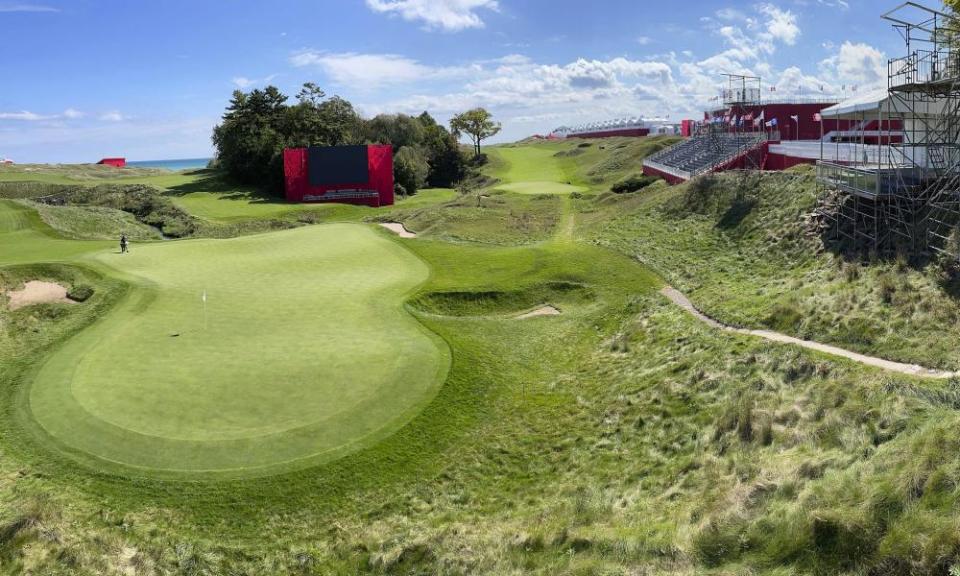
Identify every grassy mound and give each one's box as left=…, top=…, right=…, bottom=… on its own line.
left=393, top=190, right=562, bottom=245
left=8, top=142, right=960, bottom=575
left=25, top=223, right=447, bottom=477
left=589, top=167, right=960, bottom=369
left=411, top=280, right=593, bottom=317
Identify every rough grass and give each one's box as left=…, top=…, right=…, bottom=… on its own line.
left=5, top=143, right=960, bottom=575
left=391, top=189, right=563, bottom=245
left=589, top=167, right=960, bottom=370
left=27, top=202, right=162, bottom=241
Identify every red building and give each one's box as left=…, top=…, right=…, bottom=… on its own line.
left=283, top=144, right=394, bottom=207
left=704, top=102, right=853, bottom=141
left=97, top=157, right=126, bottom=167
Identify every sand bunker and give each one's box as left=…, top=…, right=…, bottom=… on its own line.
left=379, top=222, right=417, bottom=239
left=516, top=305, right=561, bottom=319
left=6, top=281, right=74, bottom=310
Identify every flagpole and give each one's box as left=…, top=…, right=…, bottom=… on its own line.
left=202, top=289, right=207, bottom=331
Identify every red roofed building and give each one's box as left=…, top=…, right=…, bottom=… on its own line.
left=97, top=158, right=126, bottom=167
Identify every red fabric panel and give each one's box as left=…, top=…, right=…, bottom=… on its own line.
left=366, top=144, right=394, bottom=207
left=283, top=145, right=395, bottom=207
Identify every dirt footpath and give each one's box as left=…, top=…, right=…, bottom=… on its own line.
left=660, top=286, right=957, bottom=379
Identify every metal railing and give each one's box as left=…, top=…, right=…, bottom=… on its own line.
left=816, top=161, right=919, bottom=198
left=889, top=49, right=960, bottom=89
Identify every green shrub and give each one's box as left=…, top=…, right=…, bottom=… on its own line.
left=67, top=284, right=94, bottom=302
left=611, top=175, right=658, bottom=194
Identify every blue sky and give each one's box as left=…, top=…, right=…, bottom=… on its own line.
left=0, top=0, right=915, bottom=162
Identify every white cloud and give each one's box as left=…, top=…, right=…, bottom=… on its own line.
left=365, top=0, right=498, bottom=31
left=636, top=36, right=653, bottom=46
left=290, top=50, right=468, bottom=88
left=99, top=111, right=126, bottom=122
left=816, top=0, right=849, bottom=9
left=820, top=41, right=885, bottom=88
left=63, top=108, right=84, bottom=119
left=0, top=3, right=59, bottom=12
left=759, top=4, right=800, bottom=45
left=231, top=74, right=277, bottom=89
left=0, top=110, right=49, bottom=121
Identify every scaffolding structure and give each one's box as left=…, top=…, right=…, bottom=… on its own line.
left=818, top=2, right=960, bottom=258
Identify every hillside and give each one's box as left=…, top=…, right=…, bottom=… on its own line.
left=583, top=166, right=960, bottom=370
left=2, top=140, right=960, bottom=575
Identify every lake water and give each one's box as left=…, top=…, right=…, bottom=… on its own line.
left=127, top=158, right=212, bottom=171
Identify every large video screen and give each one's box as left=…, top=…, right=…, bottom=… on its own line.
left=307, top=145, right=369, bottom=186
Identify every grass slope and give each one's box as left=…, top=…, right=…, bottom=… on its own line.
left=6, top=143, right=960, bottom=575
left=25, top=223, right=447, bottom=477
left=589, top=167, right=960, bottom=370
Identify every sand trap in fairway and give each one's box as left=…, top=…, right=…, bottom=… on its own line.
left=379, top=222, right=417, bottom=238
left=516, top=305, right=561, bottom=319
left=6, top=281, right=73, bottom=310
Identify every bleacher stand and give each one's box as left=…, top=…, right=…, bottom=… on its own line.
left=643, top=132, right=766, bottom=182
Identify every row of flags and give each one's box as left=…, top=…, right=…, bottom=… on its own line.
left=713, top=110, right=825, bottom=127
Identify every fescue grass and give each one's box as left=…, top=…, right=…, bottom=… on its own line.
left=588, top=167, right=960, bottom=369
left=3, top=143, right=960, bottom=574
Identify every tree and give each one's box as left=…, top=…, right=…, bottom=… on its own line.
left=212, top=86, right=288, bottom=189
left=393, top=146, right=430, bottom=196
left=366, top=114, right=425, bottom=150
left=212, top=83, right=466, bottom=196
left=450, top=108, right=501, bottom=158
left=417, top=112, right=465, bottom=187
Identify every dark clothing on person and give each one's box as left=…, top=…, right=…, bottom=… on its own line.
left=120, top=235, right=128, bottom=254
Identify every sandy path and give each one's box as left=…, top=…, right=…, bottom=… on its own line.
left=379, top=222, right=417, bottom=239
left=6, top=281, right=74, bottom=310
left=516, top=305, right=561, bottom=319
left=660, top=286, right=957, bottom=379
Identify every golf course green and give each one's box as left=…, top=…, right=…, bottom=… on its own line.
left=488, top=145, right=588, bottom=194
left=21, top=222, right=449, bottom=477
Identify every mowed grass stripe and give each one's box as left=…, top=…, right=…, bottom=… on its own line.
left=486, top=146, right=587, bottom=195
left=27, top=224, right=449, bottom=477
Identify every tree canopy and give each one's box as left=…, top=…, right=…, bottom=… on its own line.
left=211, top=84, right=467, bottom=195
left=450, top=108, right=501, bottom=158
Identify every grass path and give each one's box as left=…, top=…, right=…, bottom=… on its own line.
left=661, top=286, right=957, bottom=378
left=486, top=146, right=587, bottom=195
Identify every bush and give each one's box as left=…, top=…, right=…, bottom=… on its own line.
left=611, top=174, right=658, bottom=194
left=394, top=146, right=430, bottom=196
left=67, top=284, right=94, bottom=302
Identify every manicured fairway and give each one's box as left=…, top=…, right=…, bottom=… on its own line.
left=487, top=146, right=586, bottom=194
left=26, top=224, right=448, bottom=477
left=495, top=181, right=586, bottom=195
left=0, top=200, right=109, bottom=265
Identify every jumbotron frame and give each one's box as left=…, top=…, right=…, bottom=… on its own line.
left=817, top=2, right=960, bottom=259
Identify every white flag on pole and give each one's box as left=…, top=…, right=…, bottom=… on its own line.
left=202, top=290, right=207, bottom=303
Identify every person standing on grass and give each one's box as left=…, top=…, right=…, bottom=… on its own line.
left=120, top=233, right=128, bottom=254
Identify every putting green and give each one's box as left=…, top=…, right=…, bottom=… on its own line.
left=487, top=145, right=585, bottom=195
left=26, top=224, right=448, bottom=477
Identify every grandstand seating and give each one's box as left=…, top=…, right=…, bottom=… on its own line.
left=643, top=132, right=765, bottom=181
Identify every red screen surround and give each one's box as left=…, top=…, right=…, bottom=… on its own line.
left=283, top=144, right=394, bottom=207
